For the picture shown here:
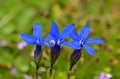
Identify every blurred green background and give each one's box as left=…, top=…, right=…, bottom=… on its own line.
left=0, top=0, right=120, bottom=79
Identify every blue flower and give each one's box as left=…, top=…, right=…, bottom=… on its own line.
left=20, top=22, right=51, bottom=68
left=65, top=24, right=104, bottom=70
left=20, top=22, right=51, bottom=45
left=64, top=24, right=104, bottom=56
left=48, top=21, right=76, bottom=46
left=20, top=22, right=51, bottom=54
left=48, top=21, right=75, bottom=75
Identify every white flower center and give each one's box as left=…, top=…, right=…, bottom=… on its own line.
left=50, top=40, right=55, bottom=45
left=36, top=38, right=42, bottom=45
left=79, top=39, right=84, bottom=45
left=57, top=40, right=61, bottom=45
left=36, top=39, right=40, bottom=44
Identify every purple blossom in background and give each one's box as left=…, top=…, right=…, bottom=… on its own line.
left=17, top=41, right=27, bottom=50
left=11, top=67, right=17, bottom=75
left=99, top=72, right=112, bottom=79
left=24, top=74, right=33, bottom=79
left=0, top=40, right=8, bottom=47
left=30, top=48, right=35, bottom=57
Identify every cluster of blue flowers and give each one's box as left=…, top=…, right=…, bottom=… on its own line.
left=20, top=21, right=104, bottom=74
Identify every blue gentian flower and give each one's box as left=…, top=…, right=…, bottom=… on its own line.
left=48, top=21, right=76, bottom=46
left=20, top=22, right=51, bottom=68
left=48, top=21, right=75, bottom=74
left=20, top=23, right=51, bottom=48
left=64, top=24, right=104, bottom=55
left=64, top=24, right=104, bottom=70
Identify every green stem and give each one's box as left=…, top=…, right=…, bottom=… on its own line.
left=36, top=64, right=39, bottom=79
left=67, top=73, right=70, bottom=79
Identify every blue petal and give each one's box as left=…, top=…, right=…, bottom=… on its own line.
left=83, top=44, right=96, bottom=56
left=86, top=38, right=104, bottom=44
left=42, top=35, right=53, bottom=43
left=60, top=23, right=75, bottom=40
left=42, top=35, right=55, bottom=47
left=37, top=41, right=43, bottom=46
left=69, top=30, right=79, bottom=41
left=62, top=41, right=81, bottom=49
left=49, top=21, right=59, bottom=41
left=45, top=42, right=55, bottom=47
left=49, top=33, right=58, bottom=42
left=20, top=33, right=36, bottom=44
left=33, top=22, right=42, bottom=39
left=79, top=24, right=90, bottom=39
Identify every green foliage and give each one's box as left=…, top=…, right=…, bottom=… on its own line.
left=0, top=0, right=120, bottom=79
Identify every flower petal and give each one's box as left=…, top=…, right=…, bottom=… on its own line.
left=49, top=21, right=59, bottom=41
left=42, top=35, right=53, bottom=43
left=60, top=23, right=75, bottom=40
left=43, top=35, right=55, bottom=47
left=20, top=33, right=36, bottom=44
left=33, top=22, right=42, bottom=39
left=62, top=41, right=81, bottom=49
left=83, top=44, right=96, bottom=56
left=79, top=24, right=90, bottom=39
left=49, top=33, right=58, bottom=42
left=86, top=38, right=104, bottom=44
left=45, top=42, right=55, bottom=47
left=69, top=30, right=79, bottom=41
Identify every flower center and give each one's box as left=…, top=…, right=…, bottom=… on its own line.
left=50, top=40, right=55, bottom=44
left=79, top=39, right=85, bottom=46
left=57, top=40, right=61, bottom=45
left=36, top=38, right=42, bottom=45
